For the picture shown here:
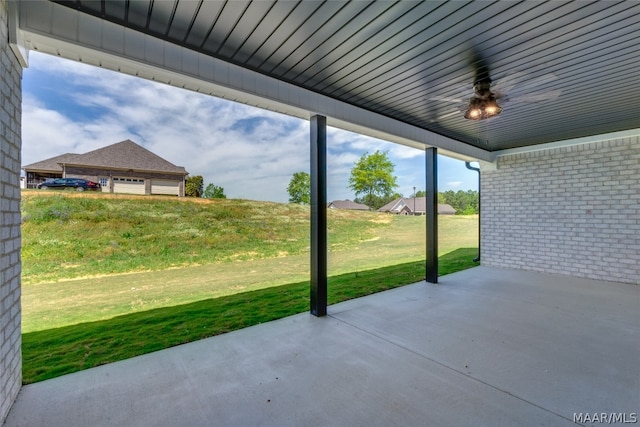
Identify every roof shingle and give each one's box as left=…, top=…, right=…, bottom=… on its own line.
left=23, top=140, right=187, bottom=175
left=378, top=198, right=456, bottom=215
left=22, top=153, right=80, bottom=173
left=327, top=200, right=370, bottom=210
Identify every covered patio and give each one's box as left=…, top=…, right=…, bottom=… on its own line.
left=1, top=1, right=639, bottom=424
left=5, top=267, right=638, bottom=426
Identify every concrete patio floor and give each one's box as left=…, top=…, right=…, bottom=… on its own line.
left=4, top=266, right=639, bottom=426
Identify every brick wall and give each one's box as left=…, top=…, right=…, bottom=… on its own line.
left=482, top=137, right=640, bottom=285
left=0, top=0, right=23, bottom=422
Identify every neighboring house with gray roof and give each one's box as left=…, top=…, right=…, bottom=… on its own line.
left=378, top=197, right=456, bottom=215
left=327, top=200, right=370, bottom=211
left=23, top=140, right=188, bottom=196
left=22, top=153, right=82, bottom=182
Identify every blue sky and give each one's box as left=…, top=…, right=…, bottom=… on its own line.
left=22, top=52, right=478, bottom=203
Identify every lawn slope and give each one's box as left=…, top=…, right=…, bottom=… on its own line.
left=22, top=192, right=478, bottom=333
left=22, top=192, right=385, bottom=284
left=21, top=192, right=479, bottom=383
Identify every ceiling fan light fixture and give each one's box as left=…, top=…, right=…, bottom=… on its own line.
left=466, top=107, right=481, bottom=119
left=464, top=94, right=502, bottom=120
left=485, top=102, right=500, bottom=115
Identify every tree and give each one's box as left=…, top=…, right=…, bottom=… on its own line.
left=348, top=150, right=398, bottom=210
left=203, top=183, right=226, bottom=199
left=287, top=172, right=310, bottom=204
left=185, top=175, right=203, bottom=198
left=354, top=192, right=403, bottom=210
left=440, top=189, right=479, bottom=214
left=415, top=189, right=446, bottom=204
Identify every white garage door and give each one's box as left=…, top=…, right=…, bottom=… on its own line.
left=151, top=180, right=180, bottom=196
left=113, top=177, right=145, bottom=195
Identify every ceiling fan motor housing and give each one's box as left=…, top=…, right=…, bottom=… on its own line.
left=473, top=79, right=493, bottom=98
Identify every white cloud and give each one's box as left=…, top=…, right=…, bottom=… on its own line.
left=23, top=53, right=315, bottom=202
left=22, top=95, right=131, bottom=160
left=22, top=52, right=477, bottom=202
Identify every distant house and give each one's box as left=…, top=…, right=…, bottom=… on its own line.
left=378, top=197, right=456, bottom=215
left=327, top=200, right=370, bottom=211
left=22, top=140, right=188, bottom=196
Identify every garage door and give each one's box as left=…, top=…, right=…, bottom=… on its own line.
left=113, top=177, right=145, bottom=195
left=151, top=179, right=180, bottom=196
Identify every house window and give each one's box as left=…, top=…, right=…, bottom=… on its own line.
left=113, top=177, right=144, bottom=183
left=99, top=177, right=108, bottom=187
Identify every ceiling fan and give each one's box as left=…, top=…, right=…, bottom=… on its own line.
left=430, top=51, right=562, bottom=121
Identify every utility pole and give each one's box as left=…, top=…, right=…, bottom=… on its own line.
left=413, top=186, right=416, bottom=216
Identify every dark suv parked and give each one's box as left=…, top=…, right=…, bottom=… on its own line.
left=37, top=178, right=101, bottom=191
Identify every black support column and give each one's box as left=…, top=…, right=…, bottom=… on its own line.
left=465, top=161, right=481, bottom=262
left=425, top=147, right=438, bottom=283
left=310, top=115, right=327, bottom=316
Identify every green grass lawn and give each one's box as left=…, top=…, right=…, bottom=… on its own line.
left=21, top=192, right=386, bottom=285
left=21, top=192, right=479, bottom=384
left=22, top=249, right=478, bottom=384
left=22, top=192, right=477, bottom=285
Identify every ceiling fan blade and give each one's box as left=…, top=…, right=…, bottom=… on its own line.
left=493, top=72, right=558, bottom=93
left=492, top=71, right=529, bottom=94
left=468, top=47, right=492, bottom=83
left=428, top=108, right=463, bottom=123
left=506, top=89, right=562, bottom=103
left=513, top=73, right=558, bottom=92
left=437, top=110, right=462, bottom=119
left=429, top=96, right=465, bottom=103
